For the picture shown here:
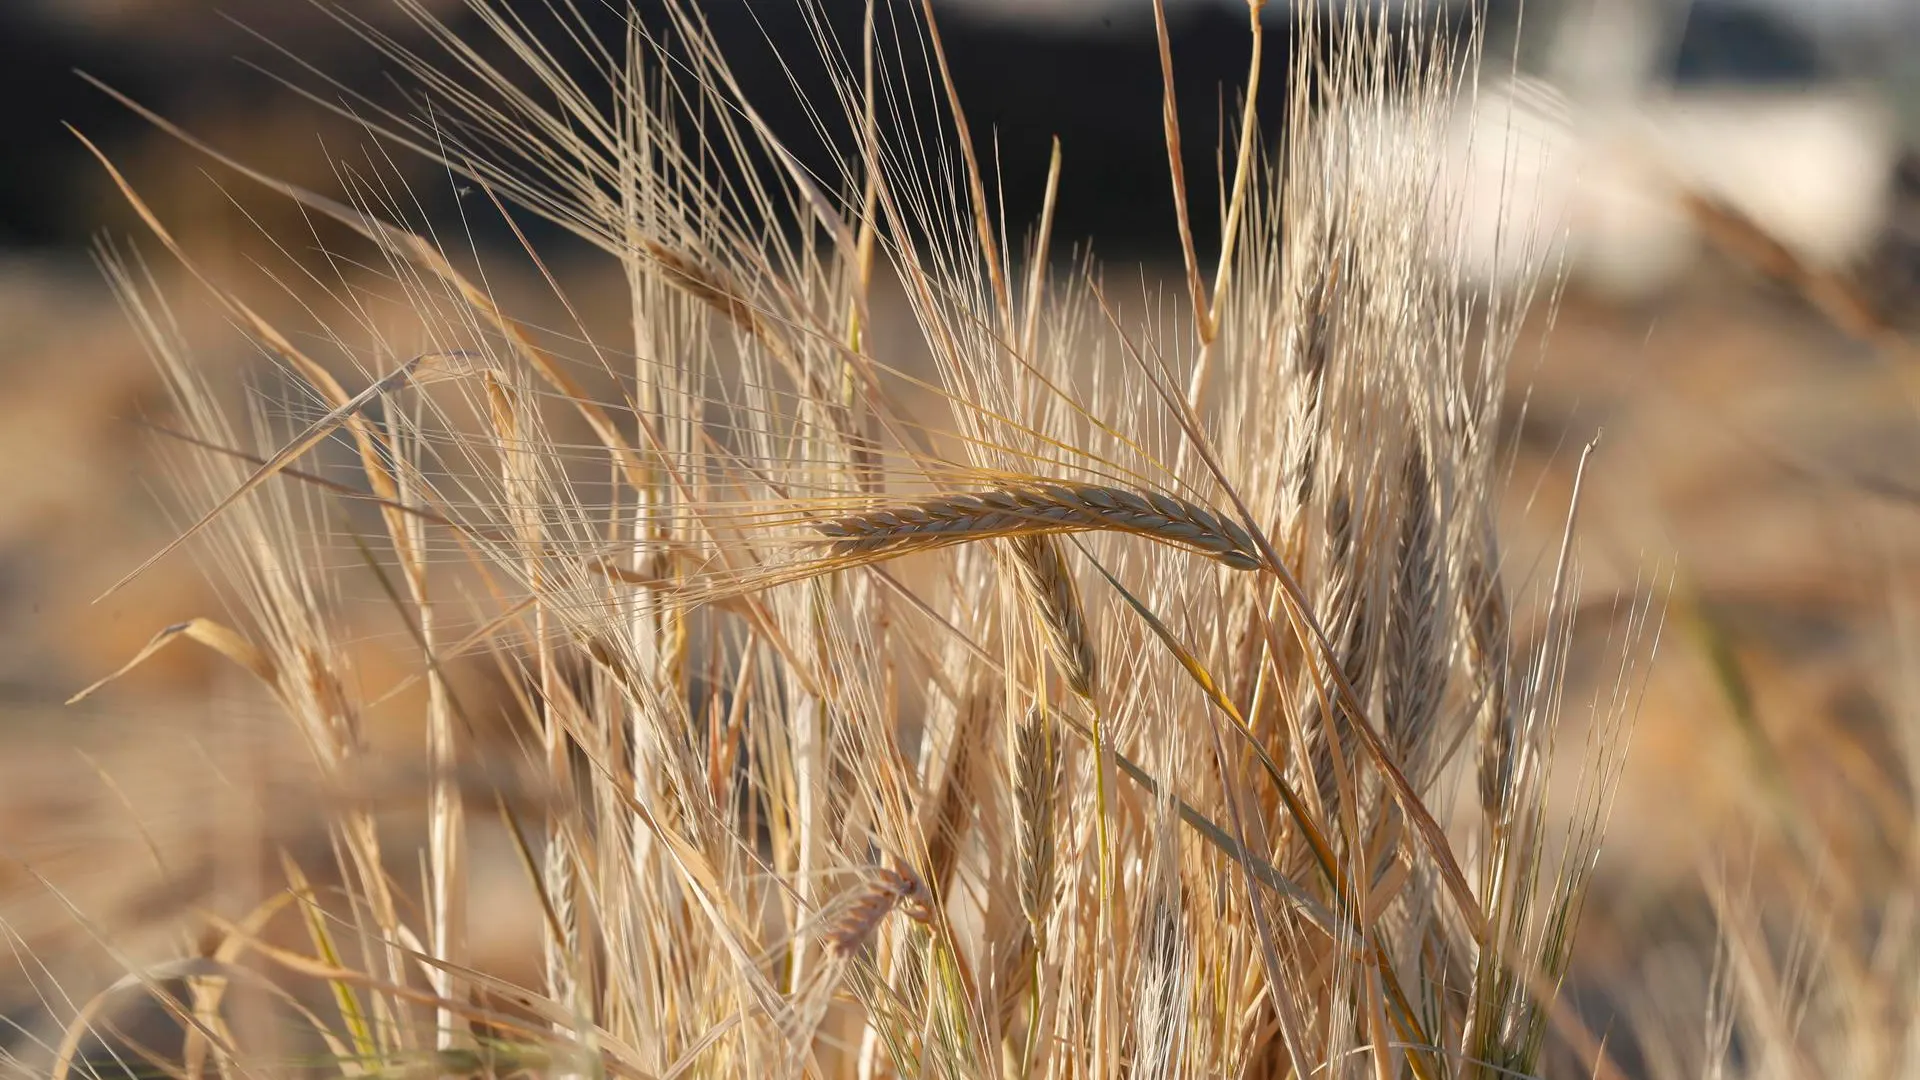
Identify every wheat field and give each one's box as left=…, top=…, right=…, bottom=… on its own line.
left=6, top=2, right=1920, bottom=1079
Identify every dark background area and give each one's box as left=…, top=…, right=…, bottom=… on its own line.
left=0, top=0, right=1308, bottom=259
left=0, top=1, right=1886, bottom=259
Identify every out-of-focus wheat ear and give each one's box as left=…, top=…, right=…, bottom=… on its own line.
left=1302, top=482, right=1382, bottom=821
left=1131, top=801, right=1189, bottom=1080
left=1238, top=234, right=1339, bottom=740
left=1463, top=539, right=1514, bottom=830
left=923, top=692, right=987, bottom=898
left=1003, top=536, right=1098, bottom=699
left=997, top=704, right=1061, bottom=1079
left=1274, top=236, right=1340, bottom=575
left=1012, top=706, right=1062, bottom=941
left=1382, top=443, right=1446, bottom=784
left=822, top=863, right=936, bottom=960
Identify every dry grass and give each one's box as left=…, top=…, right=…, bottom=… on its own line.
left=40, top=1, right=1920, bottom=1078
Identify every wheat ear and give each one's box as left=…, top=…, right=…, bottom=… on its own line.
left=1464, top=548, right=1514, bottom=827
left=1003, top=536, right=1098, bottom=698
left=1382, top=444, right=1446, bottom=781
left=818, top=484, right=1262, bottom=571
left=1000, top=704, right=1063, bottom=1075
left=1302, top=483, right=1381, bottom=818
left=1012, top=706, right=1062, bottom=939
left=821, top=864, right=936, bottom=959
left=1131, top=856, right=1189, bottom=1080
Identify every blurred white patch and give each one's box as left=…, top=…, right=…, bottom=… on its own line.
left=1654, top=89, right=1897, bottom=268
left=1427, top=78, right=1897, bottom=297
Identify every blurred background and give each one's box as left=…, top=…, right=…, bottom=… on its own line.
left=7, top=0, right=1920, bottom=1072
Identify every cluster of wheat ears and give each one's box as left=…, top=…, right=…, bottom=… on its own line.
left=34, top=1, right=1695, bottom=1078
